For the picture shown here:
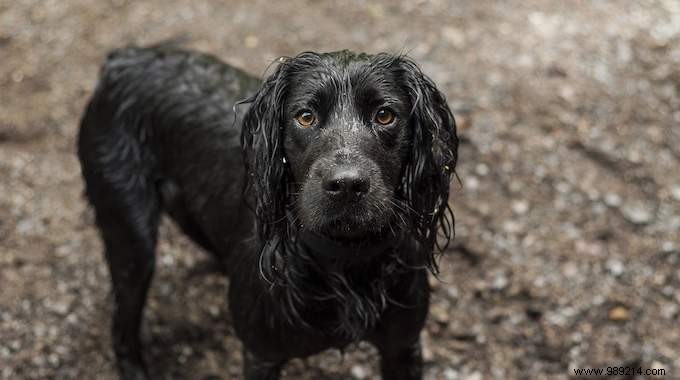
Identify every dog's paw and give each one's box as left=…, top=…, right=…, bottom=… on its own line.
left=117, top=357, right=150, bottom=380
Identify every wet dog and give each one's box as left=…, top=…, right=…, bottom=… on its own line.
left=78, top=43, right=458, bottom=379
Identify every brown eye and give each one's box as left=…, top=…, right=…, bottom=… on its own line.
left=295, top=110, right=316, bottom=128
left=374, top=107, right=395, bottom=125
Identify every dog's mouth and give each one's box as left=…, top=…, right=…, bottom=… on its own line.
left=318, top=218, right=391, bottom=240
left=298, top=227, right=401, bottom=263
left=307, top=201, right=393, bottom=238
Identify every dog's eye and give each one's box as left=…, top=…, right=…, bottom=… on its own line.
left=295, top=110, right=316, bottom=128
left=374, top=107, right=396, bottom=125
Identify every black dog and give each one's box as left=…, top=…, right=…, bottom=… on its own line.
left=78, top=43, right=458, bottom=380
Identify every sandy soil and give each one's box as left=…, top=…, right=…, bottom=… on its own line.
left=1, top=1, right=679, bottom=379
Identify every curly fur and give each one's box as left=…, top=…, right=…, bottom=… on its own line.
left=78, top=44, right=458, bottom=380
left=239, top=52, right=457, bottom=338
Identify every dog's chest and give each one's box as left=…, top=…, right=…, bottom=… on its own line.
left=229, top=267, right=428, bottom=360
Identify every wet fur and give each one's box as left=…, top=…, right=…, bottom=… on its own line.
left=78, top=43, right=458, bottom=380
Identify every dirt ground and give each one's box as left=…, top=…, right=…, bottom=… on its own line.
left=1, top=1, right=679, bottom=379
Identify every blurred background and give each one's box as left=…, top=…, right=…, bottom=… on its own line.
left=1, top=1, right=679, bottom=379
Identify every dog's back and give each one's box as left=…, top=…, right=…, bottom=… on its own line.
left=77, top=46, right=263, bottom=378
left=78, top=45, right=261, bottom=254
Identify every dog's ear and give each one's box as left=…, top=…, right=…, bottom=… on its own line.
left=396, top=57, right=458, bottom=271
left=240, top=59, right=292, bottom=282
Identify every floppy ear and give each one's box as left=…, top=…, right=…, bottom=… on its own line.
left=397, top=57, right=458, bottom=271
left=240, top=59, right=293, bottom=283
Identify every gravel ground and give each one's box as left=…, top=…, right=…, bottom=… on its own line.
left=1, top=1, right=679, bottom=379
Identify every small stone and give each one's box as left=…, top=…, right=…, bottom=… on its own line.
left=661, top=241, right=675, bottom=253
left=366, top=3, right=384, bottom=19
left=441, top=26, right=466, bottom=48
left=562, top=262, right=578, bottom=278
left=66, top=314, right=78, bottom=324
left=661, top=303, right=678, bottom=319
left=502, top=220, right=522, bottom=234
left=475, top=163, right=489, bottom=176
left=491, top=273, right=509, bottom=290
left=244, top=35, right=258, bottom=49
left=621, top=203, right=654, bottom=225
left=16, top=218, right=42, bottom=236
left=662, top=285, right=674, bottom=297
left=650, top=361, right=666, bottom=372
left=160, top=254, right=174, bottom=267
left=350, top=364, right=367, bottom=379
left=671, top=185, right=680, bottom=201
left=464, top=371, right=483, bottom=380
left=465, top=176, right=479, bottom=191
left=443, top=368, right=459, bottom=380
left=51, top=301, right=70, bottom=316
left=511, top=200, right=529, bottom=215
left=55, top=244, right=71, bottom=257
left=556, top=181, right=571, bottom=194
left=608, top=306, right=629, bottom=321
left=446, top=286, right=459, bottom=300
left=48, top=353, right=59, bottom=366
left=605, top=259, right=625, bottom=276
left=421, top=332, right=434, bottom=362
left=9, top=340, right=21, bottom=351
left=11, top=70, right=24, bottom=83
left=604, top=193, right=622, bottom=207
left=431, top=304, right=450, bottom=324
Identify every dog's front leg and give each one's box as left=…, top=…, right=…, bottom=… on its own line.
left=377, top=340, right=424, bottom=380
left=243, top=348, right=286, bottom=380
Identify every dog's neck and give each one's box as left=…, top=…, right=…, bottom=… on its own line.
left=271, top=229, right=412, bottom=339
left=298, top=229, right=402, bottom=267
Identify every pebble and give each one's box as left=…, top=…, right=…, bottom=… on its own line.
left=16, top=218, right=45, bottom=236
left=244, top=35, right=258, bottom=49
left=443, top=368, right=459, bottom=380
left=562, top=262, right=579, bottom=278
left=350, top=365, right=367, bottom=379
left=608, top=306, right=630, bottom=321
left=51, top=301, right=70, bottom=316
left=491, top=273, right=509, bottom=290
left=421, top=332, right=434, bottom=362
left=556, top=181, right=571, bottom=194
left=511, top=200, right=529, bottom=215
left=502, top=220, right=522, bottom=234
left=431, top=304, right=450, bottom=324
left=621, top=203, right=655, bottom=225
left=464, top=371, right=483, bottom=380
left=605, top=259, right=625, bottom=277
left=465, top=176, right=479, bottom=191
left=661, top=303, right=678, bottom=319
left=604, top=193, right=622, bottom=207
left=650, top=361, right=666, bottom=372
left=671, top=185, right=680, bottom=201
left=66, top=313, right=78, bottom=325
left=441, top=26, right=466, bottom=48
left=661, top=241, right=676, bottom=253
left=475, top=163, right=489, bottom=176
left=446, top=286, right=460, bottom=300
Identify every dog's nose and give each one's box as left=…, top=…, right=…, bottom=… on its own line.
left=322, top=168, right=370, bottom=198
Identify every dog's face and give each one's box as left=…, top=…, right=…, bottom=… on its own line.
left=242, top=51, right=457, bottom=265
left=282, top=53, right=412, bottom=239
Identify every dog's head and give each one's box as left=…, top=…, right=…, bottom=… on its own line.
left=241, top=51, right=457, bottom=277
